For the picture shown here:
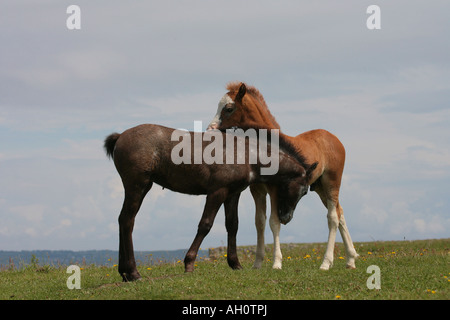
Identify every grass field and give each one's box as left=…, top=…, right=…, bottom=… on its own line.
left=0, top=239, right=448, bottom=300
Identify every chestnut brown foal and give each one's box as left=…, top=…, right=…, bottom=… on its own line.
left=207, top=82, right=358, bottom=270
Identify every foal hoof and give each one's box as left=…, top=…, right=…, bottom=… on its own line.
left=121, top=272, right=142, bottom=282
left=227, top=259, right=243, bottom=270
left=184, top=264, right=195, bottom=273
left=272, top=262, right=282, bottom=270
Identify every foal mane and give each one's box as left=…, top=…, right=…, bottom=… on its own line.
left=278, top=132, right=312, bottom=170
left=226, top=82, right=281, bottom=129
left=222, top=125, right=311, bottom=170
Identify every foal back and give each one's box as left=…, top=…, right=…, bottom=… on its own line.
left=110, top=124, right=255, bottom=196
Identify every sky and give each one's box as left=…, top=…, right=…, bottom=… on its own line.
left=0, top=1, right=449, bottom=251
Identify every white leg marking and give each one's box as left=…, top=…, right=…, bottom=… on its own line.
left=253, top=196, right=267, bottom=269
left=269, top=196, right=282, bottom=269
left=338, top=213, right=359, bottom=269
left=320, top=203, right=339, bottom=270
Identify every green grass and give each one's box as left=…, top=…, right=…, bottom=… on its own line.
left=1, top=239, right=448, bottom=300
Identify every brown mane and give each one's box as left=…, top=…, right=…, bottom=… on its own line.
left=226, top=82, right=281, bottom=129
left=222, top=125, right=312, bottom=171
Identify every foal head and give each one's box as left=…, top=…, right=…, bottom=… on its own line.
left=275, top=161, right=318, bottom=224
left=207, top=82, right=280, bottom=131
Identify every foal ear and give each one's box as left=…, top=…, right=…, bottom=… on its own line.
left=306, top=162, right=318, bottom=177
left=236, top=82, right=247, bottom=102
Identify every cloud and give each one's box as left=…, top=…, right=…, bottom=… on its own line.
left=413, top=217, right=446, bottom=235
left=1, top=1, right=449, bottom=251
left=10, top=49, right=126, bottom=89
left=10, top=204, right=45, bottom=223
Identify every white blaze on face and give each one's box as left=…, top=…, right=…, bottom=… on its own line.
left=207, top=94, right=233, bottom=130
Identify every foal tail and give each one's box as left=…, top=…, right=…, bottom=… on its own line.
left=104, top=133, right=120, bottom=159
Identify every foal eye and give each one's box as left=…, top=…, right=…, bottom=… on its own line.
left=223, top=104, right=235, bottom=114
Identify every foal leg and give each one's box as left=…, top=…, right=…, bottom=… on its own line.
left=184, top=189, right=227, bottom=272
left=118, top=182, right=152, bottom=281
left=250, top=185, right=267, bottom=269
left=320, top=200, right=339, bottom=271
left=224, top=192, right=243, bottom=270
left=269, top=189, right=282, bottom=269
left=337, top=203, right=359, bottom=269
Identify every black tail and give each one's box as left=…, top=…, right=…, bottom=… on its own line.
left=104, top=133, right=120, bottom=159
